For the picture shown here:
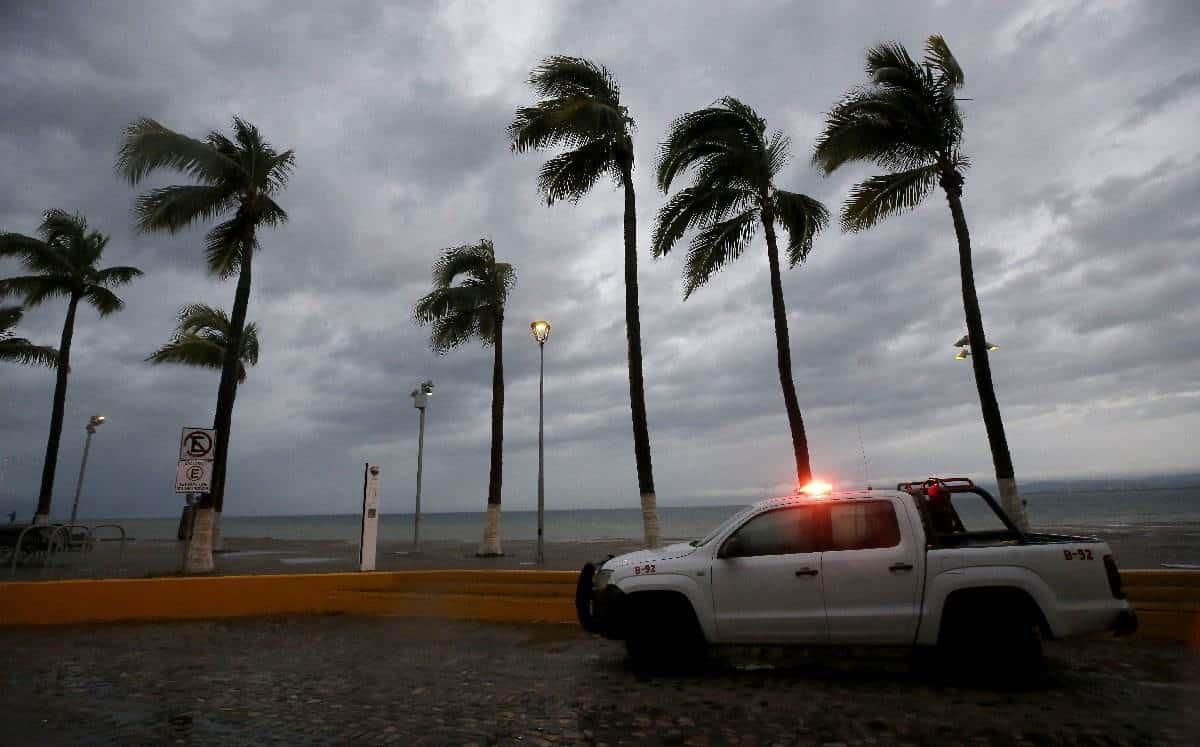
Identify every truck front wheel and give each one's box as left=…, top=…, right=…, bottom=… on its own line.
left=623, top=593, right=706, bottom=672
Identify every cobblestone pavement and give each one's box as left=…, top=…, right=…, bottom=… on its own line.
left=2, top=616, right=1197, bottom=745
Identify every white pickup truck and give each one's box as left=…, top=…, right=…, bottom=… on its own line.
left=577, top=478, right=1137, bottom=670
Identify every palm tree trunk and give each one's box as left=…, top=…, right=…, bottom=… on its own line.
left=478, top=312, right=505, bottom=556
left=32, top=293, right=80, bottom=524
left=620, top=166, right=660, bottom=548
left=183, top=505, right=216, bottom=573
left=191, top=234, right=251, bottom=571
left=760, top=202, right=813, bottom=486
left=941, top=172, right=1027, bottom=531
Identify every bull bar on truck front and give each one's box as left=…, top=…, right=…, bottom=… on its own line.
left=576, top=560, right=628, bottom=638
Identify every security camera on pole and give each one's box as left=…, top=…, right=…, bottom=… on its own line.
left=410, top=380, right=434, bottom=552
left=69, top=415, right=106, bottom=524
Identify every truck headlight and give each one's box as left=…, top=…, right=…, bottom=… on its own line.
left=593, top=569, right=613, bottom=589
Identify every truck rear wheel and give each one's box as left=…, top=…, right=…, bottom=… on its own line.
left=937, top=591, right=1046, bottom=681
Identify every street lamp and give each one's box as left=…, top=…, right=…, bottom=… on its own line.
left=410, top=380, right=434, bottom=551
left=953, top=334, right=998, bottom=359
left=69, top=415, right=106, bottom=524
left=530, top=320, right=551, bottom=565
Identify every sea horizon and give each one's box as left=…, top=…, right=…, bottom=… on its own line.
left=45, top=484, right=1199, bottom=544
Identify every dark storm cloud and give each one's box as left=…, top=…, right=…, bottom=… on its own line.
left=2, top=0, right=1198, bottom=522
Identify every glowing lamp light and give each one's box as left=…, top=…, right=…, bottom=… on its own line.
left=800, top=480, right=833, bottom=496
left=530, top=319, right=551, bottom=345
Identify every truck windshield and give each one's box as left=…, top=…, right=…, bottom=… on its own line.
left=690, top=505, right=755, bottom=547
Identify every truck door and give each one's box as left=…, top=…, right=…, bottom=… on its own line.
left=821, top=499, right=922, bottom=644
left=710, top=505, right=826, bottom=643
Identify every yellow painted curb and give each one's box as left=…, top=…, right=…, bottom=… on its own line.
left=0, top=571, right=578, bottom=628
left=1, top=569, right=1197, bottom=645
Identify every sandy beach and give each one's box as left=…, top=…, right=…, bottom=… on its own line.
left=6, top=521, right=1199, bottom=581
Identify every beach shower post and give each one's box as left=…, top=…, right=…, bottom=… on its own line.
left=410, top=380, right=434, bottom=551
left=530, top=320, right=551, bottom=565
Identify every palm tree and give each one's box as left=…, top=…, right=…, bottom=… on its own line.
left=508, top=55, right=662, bottom=547
left=413, top=239, right=515, bottom=556
left=811, top=36, right=1027, bottom=529
left=118, top=116, right=294, bottom=570
left=147, top=304, right=259, bottom=564
left=0, top=306, right=59, bottom=368
left=654, top=98, right=829, bottom=486
left=147, top=303, right=260, bottom=383
left=0, top=210, right=142, bottom=523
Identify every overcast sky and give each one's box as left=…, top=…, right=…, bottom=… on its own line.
left=1, top=0, right=1197, bottom=521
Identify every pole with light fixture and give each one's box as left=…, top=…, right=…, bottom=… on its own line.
left=952, top=334, right=998, bottom=360
left=530, top=320, right=551, bottom=565
left=69, top=415, right=106, bottom=524
left=410, top=380, right=434, bottom=551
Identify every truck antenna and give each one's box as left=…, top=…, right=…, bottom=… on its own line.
left=854, top=400, right=872, bottom=490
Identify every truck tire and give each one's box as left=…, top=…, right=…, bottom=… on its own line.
left=623, top=593, right=706, bottom=672
left=937, top=591, right=1045, bottom=681
left=576, top=563, right=598, bottom=632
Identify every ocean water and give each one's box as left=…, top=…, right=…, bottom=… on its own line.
left=85, top=487, right=1200, bottom=544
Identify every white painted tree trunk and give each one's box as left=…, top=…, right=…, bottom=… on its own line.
left=477, top=503, right=502, bottom=556
left=211, top=510, right=223, bottom=552
left=640, top=491, right=661, bottom=548
left=998, top=478, right=1029, bottom=532
left=32, top=512, right=49, bottom=526
left=184, top=506, right=215, bottom=573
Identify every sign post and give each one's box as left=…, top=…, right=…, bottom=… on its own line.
left=175, top=427, right=216, bottom=494
left=359, top=464, right=382, bottom=571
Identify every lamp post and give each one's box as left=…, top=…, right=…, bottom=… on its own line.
left=69, top=415, right=106, bottom=524
left=952, top=334, right=998, bottom=360
left=530, top=320, right=551, bottom=565
left=410, top=380, right=434, bottom=551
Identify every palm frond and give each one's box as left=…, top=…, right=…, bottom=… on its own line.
left=146, top=337, right=238, bottom=378
left=82, top=285, right=125, bottom=316
left=430, top=240, right=494, bottom=288
left=134, top=185, right=239, bottom=234
left=841, top=164, right=940, bottom=232
left=262, top=150, right=297, bottom=194
left=865, top=41, right=926, bottom=89
left=116, top=118, right=237, bottom=186
left=536, top=140, right=617, bottom=204
left=176, top=303, right=230, bottom=333
left=203, top=216, right=251, bottom=279
left=681, top=209, right=758, bottom=299
left=38, top=209, right=88, bottom=242
left=652, top=184, right=756, bottom=258
left=656, top=98, right=769, bottom=192
left=509, top=98, right=628, bottom=154
left=255, top=197, right=289, bottom=228
left=241, top=322, right=260, bottom=367
left=528, top=55, right=621, bottom=108
left=428, top=306, right=483, bottom=353
left=148, top=304, right=258, bottom=381
left=413, top=239, right=514, bottom=352
left=773, top=191, right=830, bottom=266
left=0, top=305, right=22, bottom=332
left=0, top=305, right=59, bottom=368
left=812, top=92, right=939, bottom=174
left=0, top=337, right=60, bottom=368
left=0, top=231, right=48, bottom=260
left=925, top=35, right=964, bottom=88
left=0, top=274, right=74, bottom=306
left=94, top=265, right=143, bottom=288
